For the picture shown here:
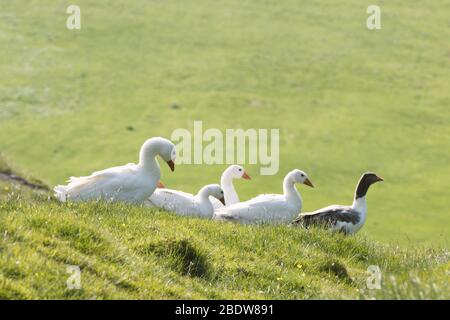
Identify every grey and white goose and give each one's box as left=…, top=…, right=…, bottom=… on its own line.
left=291, top=172, right=383, bottom=234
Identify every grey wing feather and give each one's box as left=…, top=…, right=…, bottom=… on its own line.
left=212, top=212, right=239, bottom=221
left=291, top=205, right=360, bottom=228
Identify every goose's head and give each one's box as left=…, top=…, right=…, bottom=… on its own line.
left=140, top=137, right=176, bottom=171
left=225, top=165, right=251, bottom=180
left=160, top=140, right=176, bottom=172
left=161, top=141, right=177, bottom=172
left=200, top=184, right=225, bottom=205
left=355, top=172, right=383, bottom=199
left=289, top=169, right=314, bottom=188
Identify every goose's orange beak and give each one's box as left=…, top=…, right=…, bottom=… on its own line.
left=242, top=171, right=251, bottom=180
left=157, top=181, right=165, bottom=188
left=166, top=160, right=175, bottom=172
left=304, top=178, right=314, bottom=188
left=219, top=197, right=226, bottom=206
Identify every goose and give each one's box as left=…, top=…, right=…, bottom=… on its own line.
left=145, top=184, right=225, bottom=218
left=291, top=172, right=383, bottom=234
left=54, top=137, right=176, bottom=203
left=210, top=165, right=251, bottom=209
left=213, top=169, right=314, bottom=224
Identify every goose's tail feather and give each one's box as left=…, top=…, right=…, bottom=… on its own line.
left=54, top=185, right=68, bottom=202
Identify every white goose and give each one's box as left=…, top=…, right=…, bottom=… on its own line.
left=291, top=172, right=383, bottom=234
left=54, top=137, right=176, bottom=203
left=210, top=165, right=251, bottom=209
left=145, top=184, right=225, bottom=218
left=213, top=169, right=314, bottom=224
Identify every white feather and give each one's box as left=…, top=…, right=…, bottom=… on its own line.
left=53, top=137, right=175, bottom=204
left=145, top=184, right=224, bottom=218
left=213, top=169, right=312, bottom=224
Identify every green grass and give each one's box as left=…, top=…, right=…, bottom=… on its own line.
left=0, top=156, right=11, bottom=174
left=0, top=182, right=448, bottom=299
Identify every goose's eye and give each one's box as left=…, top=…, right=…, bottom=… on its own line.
left=221, top=191, right=224, bottom=194
left=238, top=169, right=242, bottom=172
left=301, top=174, right=305, bottom=177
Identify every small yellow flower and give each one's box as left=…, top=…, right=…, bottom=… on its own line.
left=276, top=277, right=283, bottom=281
left=296, top=263, right=303, bottom=269
left=3, top=186, right=10, bottom=192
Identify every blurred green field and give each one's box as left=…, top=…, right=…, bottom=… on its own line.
left=0, top=1, right=449, bottom=246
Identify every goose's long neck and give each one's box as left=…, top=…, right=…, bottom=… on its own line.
left=283, top=175, right=302, bottom=210
left=138, top=142, right=161, bottom=176
left=196, top=188, right=214, bottom=211
left=221, top=172, right=239, bottom=206
left=352, top=196, right=367, bottom=215
left=352, top=178, right=368, bottom=214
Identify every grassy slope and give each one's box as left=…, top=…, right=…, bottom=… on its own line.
left=0, top=181, right=448, bottom=299
left=0, top=1, right=449, bottom=247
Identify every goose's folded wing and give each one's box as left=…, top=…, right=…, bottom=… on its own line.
left=214, top=195, right=286, bottom=221
left=56, top=164, right=139, bottom=201
left=155, top=189, right=193, bottom=198
left=68, top=163, right=136, bottom=184
left=212, top=193, right=278, bottom=211
left=291, top=205, right=360, bottom=227
left=245, top=193, right=280, bottom=204
left=89, top=163, right=136, bottom=178
left=145, top=188, right=195, bottom=211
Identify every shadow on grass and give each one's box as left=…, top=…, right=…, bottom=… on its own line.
left=139, top=238, right=212, bottom=278
left=318, top=258, right=352, bottom=283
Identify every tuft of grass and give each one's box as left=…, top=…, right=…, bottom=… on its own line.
left=140, top=238, right=211, bottom=278
left=318, top=258, right=351, bottom=283
left=0, top=154, right=48, bottom=191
